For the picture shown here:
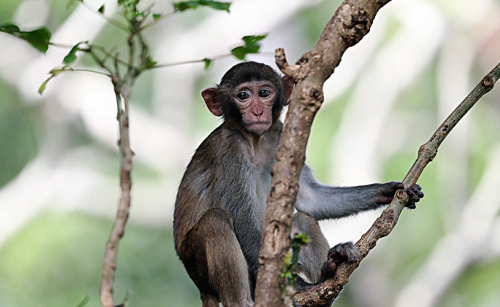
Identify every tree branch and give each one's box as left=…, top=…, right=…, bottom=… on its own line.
left=254, top=1, right=393, bottom=306
left=99, top=75, right=135, bottom=307
left=99, top=6, right=149, bottom=306
left=294, top=62, right=500, bottom=306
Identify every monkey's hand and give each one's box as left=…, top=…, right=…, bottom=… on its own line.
left=322, top=242, right=359, bottom=278
left=374, top=182, right=424, bottom=209
left=405, top=184, right=424, bottom=209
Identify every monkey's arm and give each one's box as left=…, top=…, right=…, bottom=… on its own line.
left=295, top=165, right=423, bottom=221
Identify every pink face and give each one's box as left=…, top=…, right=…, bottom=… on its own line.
left=232, top=80, right=277, bottom=135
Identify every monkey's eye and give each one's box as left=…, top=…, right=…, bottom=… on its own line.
left=259, top=89, right=271, bottom=98
left=237, top=92, right=249, bottom=101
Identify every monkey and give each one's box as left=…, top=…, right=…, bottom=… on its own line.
left=173, top=61, right=424, bottom=307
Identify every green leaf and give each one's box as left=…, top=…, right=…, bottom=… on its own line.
left=173, top=1, right=199, bottom=12
left=144, top=56, right=157, bottom=68
left=173, top=0, right=231, bottom=12
left=201, top=0, right=230, bottom=12
left=283, top=251, right=292, bottom=266
left=20, top=28, right=51, bottom=53
left=0, top=24, right=52, bottom=53
left=230, top=46, right=246, bottom=60
left=203, top=58, right=211, bottom=70
left=152, top=13, right=163, bottom=20
left=38, top=75, right=54, bottom=94
left=293, top=233, right=311, bottom=245
left=63, top=43, right=82, bottom=65
left=242, top=34, right=267, bottom=45
left=39, top=67, right=73, bottom=94
left=98, top=5, right=105, bottom=13
left=230, top=34, right=267, bottom=60
left=0, top=23, right=21, bottom=33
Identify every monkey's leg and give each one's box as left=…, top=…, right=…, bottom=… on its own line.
left=180, top=208, right=253, bottom=307
left=291, top=212, right=330, bottom=285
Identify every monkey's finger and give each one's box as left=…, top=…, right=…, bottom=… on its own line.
left=409, top=192, right=424, bottom=203
left=374, top=195, right=393, bottom=204
left=407, top=185, right=424, bottom=201
left=407, top=184, right=422, bottom=192
left=379, top=182, right=404, bottom=197
left=405, top=184, right=424, bottom=209
left=405, top=203, right=416, bottom=209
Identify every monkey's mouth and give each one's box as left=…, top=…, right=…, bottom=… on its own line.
left=248, top=122, right=272, bottom=135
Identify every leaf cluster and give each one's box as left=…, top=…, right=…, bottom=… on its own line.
left=2, top=0, right=268, bottom=91
left=231, top=35, right=267, bottom=60
left=118, top=0, right=146, bottom=24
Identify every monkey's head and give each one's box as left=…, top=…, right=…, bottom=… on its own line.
left=202, top=62, right=294, bottom=136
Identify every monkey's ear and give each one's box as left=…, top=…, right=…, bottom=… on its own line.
left=202, top=88, right=223, bottom=117
left=282, top=76, right=294, bottom=105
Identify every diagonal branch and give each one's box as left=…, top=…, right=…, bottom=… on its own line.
left=254, top=1, right=393, bottom=306
left=294, top=62, right=500, bottom=306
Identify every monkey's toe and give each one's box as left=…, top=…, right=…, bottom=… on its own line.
left=328, top=242, right=359, bottom=263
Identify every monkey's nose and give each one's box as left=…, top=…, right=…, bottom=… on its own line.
left=252, top=108, right=263, bottom=116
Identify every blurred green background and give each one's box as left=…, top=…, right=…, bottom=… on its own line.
left=0, top=0, right=499, bottom=307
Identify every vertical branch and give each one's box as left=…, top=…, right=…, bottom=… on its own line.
left=100, top=76, right=134, bottom=307
left=254, top=1, right=392, bottom=306
left=99, top=14, right=147, bottom=305
left=127, top=32, right=135, bottom=76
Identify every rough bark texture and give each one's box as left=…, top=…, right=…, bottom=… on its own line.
left=253, top=1, right=393, bottom=307
left=293, top=62, right=500, bottom=307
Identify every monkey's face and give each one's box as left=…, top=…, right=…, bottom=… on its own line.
left=232, top=80, right=277, bottom=135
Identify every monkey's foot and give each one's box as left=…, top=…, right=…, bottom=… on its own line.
left=322, top=242, right=359, bottom=277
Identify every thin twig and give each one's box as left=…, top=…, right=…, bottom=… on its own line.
left=86, top=48, right=114, bottom=75
left=70, top=68, right=112, bottom=77
left=48, top=41, right=78, bottom=49
left=91, top=45, right=130, bottom=67
left=151, top=54, right=230, bottom=69
left=139, top=11, right=176, bottom=31
left=81, top=0, right=129, bottom=31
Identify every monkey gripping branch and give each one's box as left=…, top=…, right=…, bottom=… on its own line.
left=253, top=0, right=500, bottom=306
